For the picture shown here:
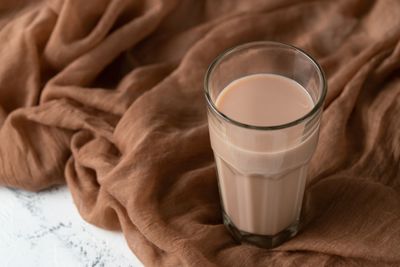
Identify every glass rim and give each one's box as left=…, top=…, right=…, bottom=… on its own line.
left=204, top=41, right=327, bottom=131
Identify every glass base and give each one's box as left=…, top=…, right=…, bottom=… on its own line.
left=222, top=211, right=299, bottom=248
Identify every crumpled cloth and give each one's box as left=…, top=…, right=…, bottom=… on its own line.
left=0, top=0, right=399, bottom=266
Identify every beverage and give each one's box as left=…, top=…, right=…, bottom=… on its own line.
left=205, top=41, right=326, bottom=248
left=210, top=74, right=316, bottom=236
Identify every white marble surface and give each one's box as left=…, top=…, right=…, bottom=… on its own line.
left=0, top=186, right=143, bottom=267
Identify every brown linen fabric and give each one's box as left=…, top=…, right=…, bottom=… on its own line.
left=0, top=0, right=399, bottom=266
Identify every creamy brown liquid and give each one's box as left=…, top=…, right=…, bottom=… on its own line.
left=216, top=74, right=313, bottom=126
left=209, top=74, right=318, bottom=235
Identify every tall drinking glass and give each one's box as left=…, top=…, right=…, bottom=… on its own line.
left=204, top=41, right=327, bottom=248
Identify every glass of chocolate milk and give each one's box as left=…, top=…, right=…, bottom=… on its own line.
left=204, top=41, right=327, bottom=248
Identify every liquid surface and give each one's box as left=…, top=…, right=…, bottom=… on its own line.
left=216, top=73, right=313, bottom=126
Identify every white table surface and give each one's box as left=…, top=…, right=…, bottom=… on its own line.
left=0, top=186, right=143, bottom=267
